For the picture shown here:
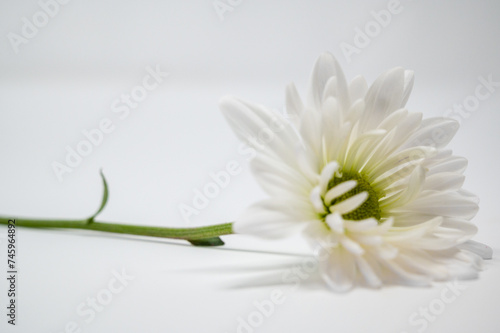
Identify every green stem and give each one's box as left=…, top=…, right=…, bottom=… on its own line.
left=0, top=216, right=234, bottom=245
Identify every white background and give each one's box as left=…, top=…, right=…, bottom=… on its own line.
left=1, top=0, right=500, bottom=332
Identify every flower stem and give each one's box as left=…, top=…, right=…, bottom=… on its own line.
left=0, top=216, right=234, bottom=246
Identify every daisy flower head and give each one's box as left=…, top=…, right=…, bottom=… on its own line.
left=220, top=53, right=489, bottom=292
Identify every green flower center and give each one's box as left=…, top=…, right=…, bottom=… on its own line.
left=327, top=171, right=381, bottom=221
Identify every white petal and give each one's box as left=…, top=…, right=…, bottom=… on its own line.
left=380, top=166, right=425, bottom=209
left=324, top=180, right=357, bottom=205
left=395, top=252, right=449, bottom=280
left=401, top=70, right=414, bottom=107
left=355, top=255, right=382, bottom=287
left=375, top=244, right=399, bottom=259
left=380, top=259, right=431, bottom=286
left=458, top=240, right=493, bottom=260
left=252, top=171, right=305, bottom=200
left=250, top=154, right=313, bottom=198
left=455, top=250, right=483, bottom=270
left=348, top=75, right=368, bottom=102
left=321, top=97, right=346, bottom=161
left=397, top=192, right=479, bottom=220
left=319, top=161, right=340, bottom=195
left=410, top=233, right=463, bottom=250
left=377, top=217, right=395, bottom=232
left=219, top=96, right=299, bottom=166
left=310, top=186, right=326, bottom=214
left=441, top=218, right=478, bottom=239
left=285, top=82, right=304, bottom=124
left=340, top=236, right=365, bottom=255
left=234, top=200, right=311, bottom=238
left=368, top=146, right=434, bottom=182
left=426, top=156, right=468, bottom=175
left=303, top=220, right=333, bottom=250
left=382, top=111, right=422, bottom=153
left=359, top=67, right=405, bottom=131
left=307, top=52, right=349, bottom=111
left=299, top=107, right=323, bottom=161
left=370, top=147, right=436, bottom=189
left=296, top=145, right=321, bottom=182
left=421, top=149, right=452, bottom=170
left=344, top=218, right=378, bottom=231
left=423, top=172, right=465, bottom=191
left=319, top=247, right=356, bottom=292
left=402, top=118, right=460, bottom=150
left=388, top=211, right=437, bottom=227
left=343, top=129, right=387, bottom=172
left=330, top=192, right=368, bottom=215
left=325, top=213, right=344, bottom=233
left=384, top=217, right=442, bottom=242
left=322, top=76, right=338, bottom=103
left=377, top=108, right=408, bottom=132
left=457, top=189, right=480, bottom=204
left=351, top=234, right=383, bottom=246
left=345, top=98, right=365, bottom=123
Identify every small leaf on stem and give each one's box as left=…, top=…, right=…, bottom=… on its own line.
left=88, top=170, right=109, bottom=222
left=188, top=237, right=225, bottom=246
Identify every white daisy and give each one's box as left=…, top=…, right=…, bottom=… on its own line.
left=220, top=53, right=491, bottom=291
